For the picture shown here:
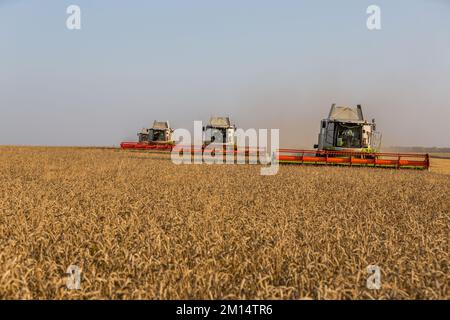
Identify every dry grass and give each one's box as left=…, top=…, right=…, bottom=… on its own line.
left=0, top=146, right=448, bottom=299
left=430, top=158, right=450, bottom=175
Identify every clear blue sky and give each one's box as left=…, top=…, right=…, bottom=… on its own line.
left=1, top=0, right=449, bottom=147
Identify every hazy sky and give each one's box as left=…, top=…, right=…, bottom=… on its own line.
left=1, top=0, right=449, bottom=147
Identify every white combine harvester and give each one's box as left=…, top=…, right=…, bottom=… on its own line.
left=314, top=104, right=382, bottom=153
left=120, top=107, right=429, bottom=170
left=203, top=116, right=236, bottom=146
left=138, top=121, right=174, bottom=145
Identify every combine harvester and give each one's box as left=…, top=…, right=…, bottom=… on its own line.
left=120, top=106, right=429, bottom=170
left=276, top=104, right=429, bottom=170
left=120, top=121, right=174, bottom=151
left=185, top=116, right=262, bottom=158
left=200, top=116, right=264, bottom=159
left=203, top=116, right=236, bottom=146
left=120, top=117, right=238, bottom=151
left=120, top=116, right=263, bottom=159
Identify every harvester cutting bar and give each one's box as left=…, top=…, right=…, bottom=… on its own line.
left=176, top=145, right=266, bottom=157
left=120, top=142, right=173, bottom=151
left=120, top=142, right=266, bottom=156
left=276, top=149, right=429, bottom=170
left=120, top=143, right=429, bottom=169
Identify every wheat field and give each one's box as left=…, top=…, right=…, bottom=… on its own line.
left=0, top=146, right=448, bottom=299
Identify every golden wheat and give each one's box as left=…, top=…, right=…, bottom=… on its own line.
left=0, top=146, right=448, bottom=299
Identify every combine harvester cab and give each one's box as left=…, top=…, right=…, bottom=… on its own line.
left=146, top=121, right=174, bottom=145
left=121, top=120, right=174, bottom=151
left=314, top=104, right=381, bottom=153
left=277, top=104, right=429, bottom=170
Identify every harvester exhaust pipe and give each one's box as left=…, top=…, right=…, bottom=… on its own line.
left=328, top=103, right=336, bottom=118
left=357, top=104, right=364, bottom=120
